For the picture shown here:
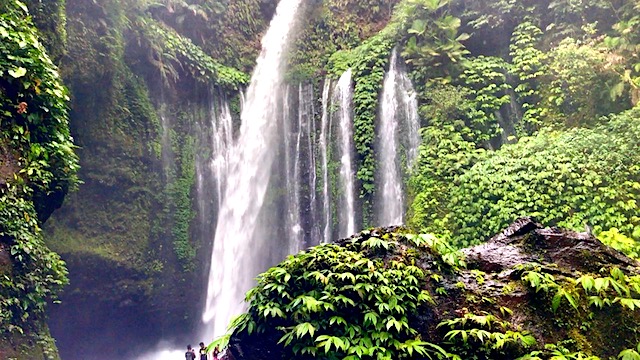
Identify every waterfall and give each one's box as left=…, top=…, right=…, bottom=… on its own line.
left=195, top=91, right=235, bottom=269
left=158, top=94, right=175, bottom=180
left=375, top=49, right=421, bottom=226
left=283, top=85, right=303, bottom=253
left=318, top=80, right=332, bottom=243
left=202, top=0, right=305, bottom=339
left=211, top=95, right=234, bottom=208
left=333, top=70, right=356, bottom=237
left=300, top=84, right=321, bottom=246
left=401, top=68, right=421, bottom=168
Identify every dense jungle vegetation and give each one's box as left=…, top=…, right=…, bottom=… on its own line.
left=1, top=0, right=640, bottom=358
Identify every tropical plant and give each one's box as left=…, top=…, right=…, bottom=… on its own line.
left=231, top=229, right=457, bottom=359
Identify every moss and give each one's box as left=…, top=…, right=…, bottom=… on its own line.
left=132, top=18, right=249, bottom=90
left=166, top=134, right=197, bottom=271
left=24, top=0, right=67, bottom=61
left=0, top=323, right=61, bottom=360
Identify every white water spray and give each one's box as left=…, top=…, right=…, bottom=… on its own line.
left=318, top=80, right=332, bottom=243
left=375, top=48, right=421, bottom=225
left=202, top=0, right=305, bottom=339
left=211, top=97, right=234, bottom=208
left=333, top=70, right=356, bottom=237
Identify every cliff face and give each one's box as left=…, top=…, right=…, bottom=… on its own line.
left=228, top=219, right=640, bottom=359
left=38, top=0, right=270, bottom=358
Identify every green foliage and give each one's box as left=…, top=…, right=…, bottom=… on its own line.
left=23, top=0, right=67, bottom=61
left=325, top=0, right=441, bottom=226
left=167, top=135, right=197, bottom=271
left=619, top=343, right=640, bottom=360
left=411, top=106, right=640, bottom=248
left=210, top=0, right=274, bottom=72
left=133, top=18, right=248, bottom=89
left=407, top=125, right=485, bottom=241
left=289, top=0, right=398, bottom=81
left=410, top=56, right=509, bottom=147
left=511, top=263, right=640, bottom=357
left=539, top=38, right=625, bottom=127
left=0, top=187, right=68, bottom=335
left=456, top=56, right=510, bottom=143
left=0, top=0, right=76, bottom=337
left=233, top=229, right=452, bottom=359
left=518, top=264, right=579, bottom=313
left=0, top=0, right=79, bottom=194
left=518, top=344, right=601, bottom=360
left=438, top=312, right=536, bottom=357
left=520, top=342, right=640, bottom=360
left=603, top=0, right=640, bottom=106
left=401, top=0, right=469, bottom=86
left=509, top=21, right=547, bottom=132
left=574, top=266, right=640, bottom=311
left=598, top=228, right=640, bottom=259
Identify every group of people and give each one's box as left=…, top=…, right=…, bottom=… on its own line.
left=185, top=342, right=221, bottom=360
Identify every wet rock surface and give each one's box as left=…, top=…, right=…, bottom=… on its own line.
left=227, top=218, right=640, bottom=359
left=463, top=218, right=638, bottom=275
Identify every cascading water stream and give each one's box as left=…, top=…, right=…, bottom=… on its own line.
left=398, top=58, right=421, bottom=167
left=377, top=50, right=404, bottom=225
left=333, top=70, right=356, bottom=237
left=301, top=84, right=321, bottom=245
left=318, top=80, right=332, bottom=243
left=293, top=87, right=304, bottom=245
left=375, top=49, right=421, bottom=226
left=282, top=85, right=303, bottom=253
left=195, top=92, right=235, bottom=263
left=211, top=97, right=234, bottom=208
left=202, top=0, right=305, bottom=339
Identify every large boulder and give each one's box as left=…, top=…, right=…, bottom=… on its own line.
left=226, top=218, right=640, bottom=359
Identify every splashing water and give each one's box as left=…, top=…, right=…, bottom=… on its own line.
left=202, top=0, right=305, bottom=340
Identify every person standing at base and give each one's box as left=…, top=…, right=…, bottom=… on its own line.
left=185, top=345, right=196, bottom=360
left=199, top=342, right=208, bottom=360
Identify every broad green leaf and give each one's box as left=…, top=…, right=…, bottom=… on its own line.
left=8, top=67, right=27, bottom=78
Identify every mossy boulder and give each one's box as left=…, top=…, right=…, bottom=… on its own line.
left=227, top=218, right=640, bottom=359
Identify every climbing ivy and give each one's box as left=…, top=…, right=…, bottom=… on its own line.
left=328, top=35, right=392, bottom=228
left=288, top=0, right=399, bottom=81
left=456, top=55, right=510, bottom=143
left=168, top=134, right=197, bottom=271
left=351, top=37, right=392, bottom=227
left=509, top=21, right=547, bottom=133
